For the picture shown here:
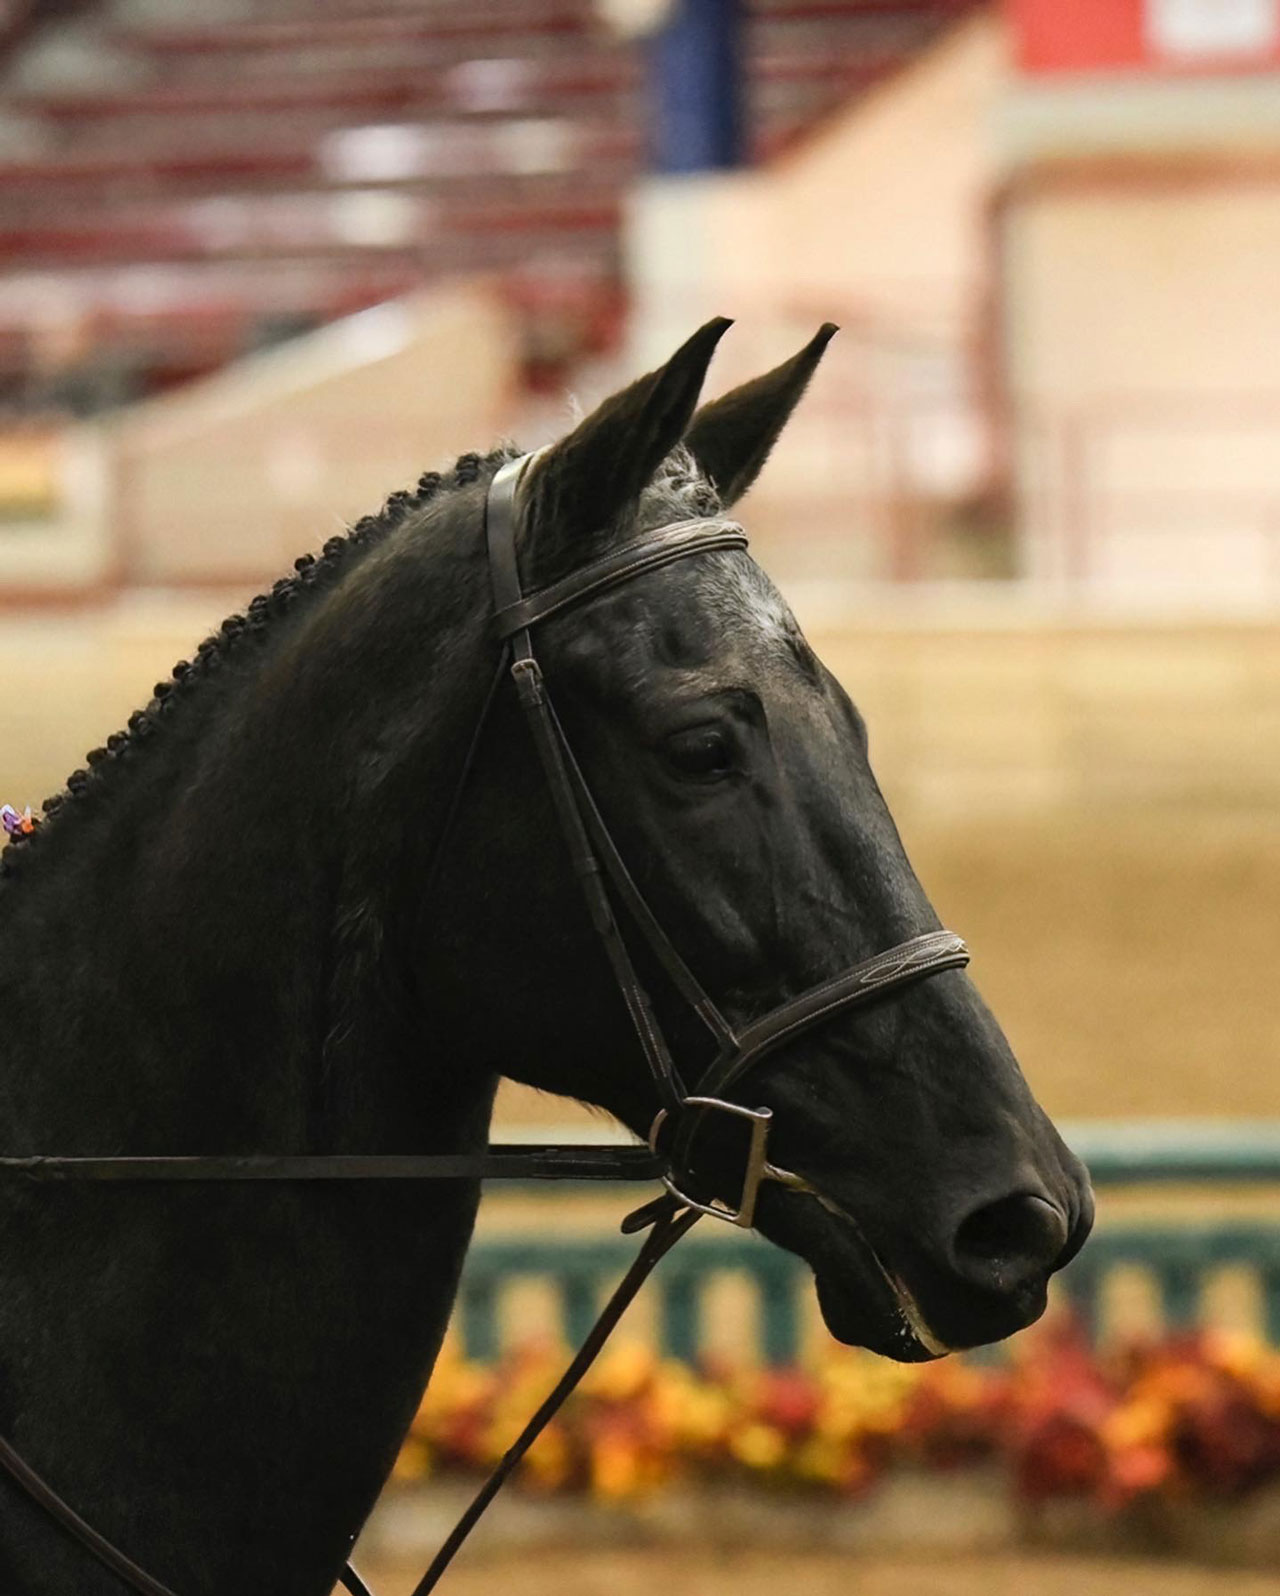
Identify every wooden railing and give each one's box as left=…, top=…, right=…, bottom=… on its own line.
left=455, top=1123, right=1280, bottom=1364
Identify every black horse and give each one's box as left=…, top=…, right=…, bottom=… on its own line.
left=0, top=321, right=1092, bottom=1595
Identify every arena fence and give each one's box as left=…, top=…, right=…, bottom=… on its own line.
left=455, top=1123, right=1280, bottom=1363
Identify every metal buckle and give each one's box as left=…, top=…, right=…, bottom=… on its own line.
left=648, top=1097, right=774, bottom=1229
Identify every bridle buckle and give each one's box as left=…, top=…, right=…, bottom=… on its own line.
left=649, top=1097, right=775, bottom=1229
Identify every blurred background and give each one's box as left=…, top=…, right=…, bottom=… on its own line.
left=0, top=0, right=1278, bottom=1591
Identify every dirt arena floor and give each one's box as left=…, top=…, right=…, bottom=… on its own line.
left=351, top=1548, right=1280, bottom=1596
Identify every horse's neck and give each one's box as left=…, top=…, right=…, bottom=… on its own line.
left=0, top=587, right=502, bottom=1594
left=0, top=551, right=490, bottom=1142
left=0, top=1143, right=487, bottom=1596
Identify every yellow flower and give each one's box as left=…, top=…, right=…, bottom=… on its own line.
left=582, top=1341, right=656, bottom=1403
left=1204, top=1329, right=1266, bottom=1382
left=730, top=1423, right=786, bottom=1470
left=650, top=1367, right=731, bottom=1447
left=793, top=1435, right=853, bottom=1486
left=523, top=1423, right=572, bottom=1491
left=413, top=1358, right=493, bottom=1435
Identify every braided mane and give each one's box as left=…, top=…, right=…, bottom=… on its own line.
left=0, top=446, right=514, bottom=888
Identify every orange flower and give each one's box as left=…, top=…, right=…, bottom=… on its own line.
left=589, top=1431, right=648, bottom=1499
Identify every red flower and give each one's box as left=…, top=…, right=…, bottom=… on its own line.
left=755, top=1370, right=821, bottom=1438
left=1017, top=1412, right=1109, bottom=1500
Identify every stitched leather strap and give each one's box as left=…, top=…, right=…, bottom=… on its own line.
left=699, top=931, right=970, bottom=1099
left=549, top=697, right=739, bottom=1055
left=484, top=452, right=528, bottom=622
left=668, top=931, right=970, bottom=1187
left=508, top=655, right=689, bottom=1112
left=494, top=521, right=747, bottom=638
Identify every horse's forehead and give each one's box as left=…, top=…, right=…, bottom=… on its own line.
left=586, top=557, right=803, bottom=678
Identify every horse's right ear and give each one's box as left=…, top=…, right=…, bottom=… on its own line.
left=521, top=317, right=732, bottom=574
left=684, top=323, right=838, bottom=508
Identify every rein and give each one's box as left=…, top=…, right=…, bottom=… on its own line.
left=0, top=453, right=969, bottom=1596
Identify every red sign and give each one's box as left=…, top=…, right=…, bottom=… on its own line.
left=1010, top=0, right=1280, bottom=74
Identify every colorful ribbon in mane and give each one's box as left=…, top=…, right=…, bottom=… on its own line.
left=1, top=804, right=35, bottom=838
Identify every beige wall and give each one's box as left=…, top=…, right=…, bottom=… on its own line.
left=107, top=280, right=515, bottom=588
left=1006, top=182, right=1280, bottom=402
left=994, top=31, right=1280, bottom=597
left=718, top=11, right=1004, bottom=329
left=0, top=282, right=517, bottom=602
left=1003, top=177, right=1280, bottom=594
left=2, top=599, right=1275, bottom=1128
left=618, top=13, right=1007, bottom=582
left=622, top=4, right=1280, bottom=603
left=809, top=610, right=1280, bottom=1125
left=628, top=11, right=1005, bottom=347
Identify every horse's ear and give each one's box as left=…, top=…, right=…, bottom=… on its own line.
left=522, top=317, right=732, bottom=567
left=684, top=323, right=838, bottom=508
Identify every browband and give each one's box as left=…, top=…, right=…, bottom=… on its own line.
left=494, top=520, right=748, bottom=638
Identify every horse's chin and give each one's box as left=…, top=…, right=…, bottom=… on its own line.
left=753, top=1184, right=949, bottom=1364
left=810, top=1266, right=946, bottom=1362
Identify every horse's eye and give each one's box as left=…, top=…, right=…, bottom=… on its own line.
left=663, top=726, right=734, bottom=781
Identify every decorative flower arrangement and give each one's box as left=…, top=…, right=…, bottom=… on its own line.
left=394, top=1323, right=1280, bottom=1514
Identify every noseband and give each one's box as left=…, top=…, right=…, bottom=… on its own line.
left=0, top=453, right=969, bottom=1596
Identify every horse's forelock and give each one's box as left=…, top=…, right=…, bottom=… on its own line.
left=636, top=443, right=722, bottom=530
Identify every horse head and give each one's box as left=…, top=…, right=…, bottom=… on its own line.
left=427, top=319, right=1093, bottom=1361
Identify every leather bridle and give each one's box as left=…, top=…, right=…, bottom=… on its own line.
left=0, top=452, right=969, bottom=1596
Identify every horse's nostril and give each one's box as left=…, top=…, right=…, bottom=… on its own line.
left=952, top=1193, right=1069, bottom=1291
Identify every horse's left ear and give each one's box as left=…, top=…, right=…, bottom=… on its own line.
left=684, top=323, right=838, bottom=508
left=522, top=317, right=733, bottom=572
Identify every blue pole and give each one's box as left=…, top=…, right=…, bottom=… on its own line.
left=650, top=0, right=745, bottom=174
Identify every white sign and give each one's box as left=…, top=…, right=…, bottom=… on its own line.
left=1148, top=0, right=1279, bottom=56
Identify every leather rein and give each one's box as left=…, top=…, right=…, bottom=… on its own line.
left=0, top=453, right=969, bottom=1596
